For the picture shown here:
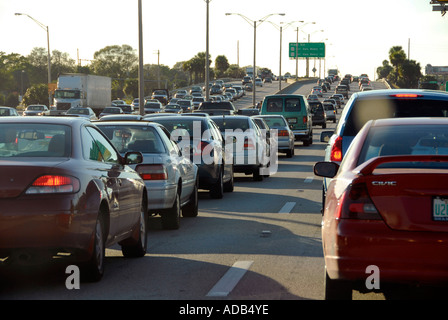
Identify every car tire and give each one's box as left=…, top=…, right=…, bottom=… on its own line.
left=253, top=168, right=263, bottom=181
left=161, top=191, right=181, bottom=229
left=324, top=267, right=352, bottom=300
left=223, top=168, right=234, bottom=192
left=183, top=178, right=199, bottom=217
left=122, top=199, right=148, bottom=257
left=210, top=169, right=224, bottom=199
left=81, top=213, right=106, bottom=282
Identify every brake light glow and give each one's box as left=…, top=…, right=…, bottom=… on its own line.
left=278, top=130, right=289, bottom=137
left=26, top=175, right=80, bottom=194
left=390, top=94, right=423, bottom=98
left=136, top=164, right=168, bottom=180
left=244, top=138, right=255, bottom=150
left=330, top=136, right=343, bottom=162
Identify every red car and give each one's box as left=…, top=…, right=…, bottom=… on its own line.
left=314, top=117, right=448, bottom=299
left=0, top=117, right=147, bottom=281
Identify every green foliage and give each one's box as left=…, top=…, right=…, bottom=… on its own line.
left=22, top=84, right=49, bottom=107
left=377, top=46, right=422, bottom=89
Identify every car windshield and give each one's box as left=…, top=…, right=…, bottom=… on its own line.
left=54, top=90, right=80, bottom=99
left=357, top=124, right=448, bottom=169
left=96, top=124, right=165, bottom=154
left=27, top=105, right=45, bottom=111
left=103, top=108, right=120, bottom=113
left=68, top=108, right=89, bottom=115
left=0, top=123, right=71, bottom=157
left=344, top=97, right=448, bottom=136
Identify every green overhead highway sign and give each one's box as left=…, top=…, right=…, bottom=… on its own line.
left=289, top=42, right=325, bottom=58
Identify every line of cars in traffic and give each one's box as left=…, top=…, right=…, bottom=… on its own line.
left=0, top=78, right=298, bottom=281
left=312, top=73, right=448, bottom=299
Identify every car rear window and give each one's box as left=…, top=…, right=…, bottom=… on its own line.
left=343, top=97, right=448, bottom=137
left=0, top=123, right=71, bottom=157
left=357, top=124, right=448, bottom=169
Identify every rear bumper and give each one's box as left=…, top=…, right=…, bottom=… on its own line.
left=324, top=219, right=448, bottom=285
left=0, top=196, right=97, bottom=265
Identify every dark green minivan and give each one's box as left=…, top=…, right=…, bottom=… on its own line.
left=260, top=94, right=313, bottom=146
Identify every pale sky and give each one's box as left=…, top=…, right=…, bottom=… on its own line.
left=1, top=0, right=447, bottom=80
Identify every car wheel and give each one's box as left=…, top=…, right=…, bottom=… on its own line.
left=324, top=267, right=352, bottom=300
left=161, top=191, right=181, bottom=229
left=210, top=169, right=224, bottom=199
left=82, top=213, right=105, bottom=282
left=122, top=199, right=148, bottom=257
left=183, top=178, right=199, bottom=217
left=253, top=167, right=263, bottom=181
left=223, top=166, right=234, bottom=192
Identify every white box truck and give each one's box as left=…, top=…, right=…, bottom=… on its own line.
left=52, top=74, right=111, bottom=116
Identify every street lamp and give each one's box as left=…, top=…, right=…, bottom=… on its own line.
left=226, top=12, right=285, bottom=106
left=205, top=0, right=212, bottom=102
left=15, top=13, right=52, bottom=107
left=265, top=20, right=303, bottom=91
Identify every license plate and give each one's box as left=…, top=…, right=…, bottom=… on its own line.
left=433, top=197, right=448, bottom=221
left=287, top=118, right=297, bottom=124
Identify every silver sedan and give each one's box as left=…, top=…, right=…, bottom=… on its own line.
left=96, top=121, right=199, bottom=230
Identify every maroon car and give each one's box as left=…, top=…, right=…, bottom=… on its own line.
left=0, top=117, right=147, bottom=281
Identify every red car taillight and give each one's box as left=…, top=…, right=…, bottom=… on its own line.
left=337, top=182, right=381, bottom=220
left=244, top=138, right=255, bottom=150
left=26, top=175, right=80, bottom=194
left=278, top=130, right=289, bottom=137
left=330, top=136, right=343, bottom=162
left=136, top=164, right=167, bottom=180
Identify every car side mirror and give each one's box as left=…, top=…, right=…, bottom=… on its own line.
left=314, top=161, right=339, bottom=178
left=320, top=130, right=334, bottom=143
left=125, top=151, right=143, bottom=164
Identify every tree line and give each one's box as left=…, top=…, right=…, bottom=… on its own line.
left=0, top=44, right=252, bottom=107
left=376, top=45, right=435, bottom=89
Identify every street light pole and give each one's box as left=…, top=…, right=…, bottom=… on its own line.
left=205, top=0, right=211, bottom=102
left=226, top=13, right=285, bottom=106
left=138, top=0, right=145, bottom=115
left=15, top=13, right=52, bottom=107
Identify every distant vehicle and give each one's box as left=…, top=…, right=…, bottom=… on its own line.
left=148, top=115, right=234, bottom=199
left=96, top=121, right=199, bottom=230
left=99, top=106, right=124, bottom=118
left=163, top=103, right=183, bottom=113
left=335, top=85, right=349, bottom=98
left=253, top=114, right=295, bottom=158
left=242, top=76, right=252, bottom=85
left=192, top=97, right=205, bottom=110
left=22, top=104, right=50, bottom=116
left=0, top=106, right=19, bottom=117
left=309, top=102, right=327, bottom=128
left=315, top=117, right=448, bottom=300
left=196, top=101, right=238, bottom=116
left=260, top=94, right=313, bottom=146
left=115, top=104, right=136, bottom=114
left=151, top=89, right=170, bottom=105
left=65, top=107, right=98, bottom=120
left=210, top=84, right=223, bottom=95
left=177, top=99, right=194, bottom=113
left=175, top=90, right=188, bottom=99
left=254, top=78, right=263, bottom=87
left=211, top=115, right=269, bottom=181
left=52, top=74, right=111, bottom=116
left=143, top=101, right=164, bottom=114
left=0, top=116, right=146, bottom=281
left=323, top=103, right=336, bottom=123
